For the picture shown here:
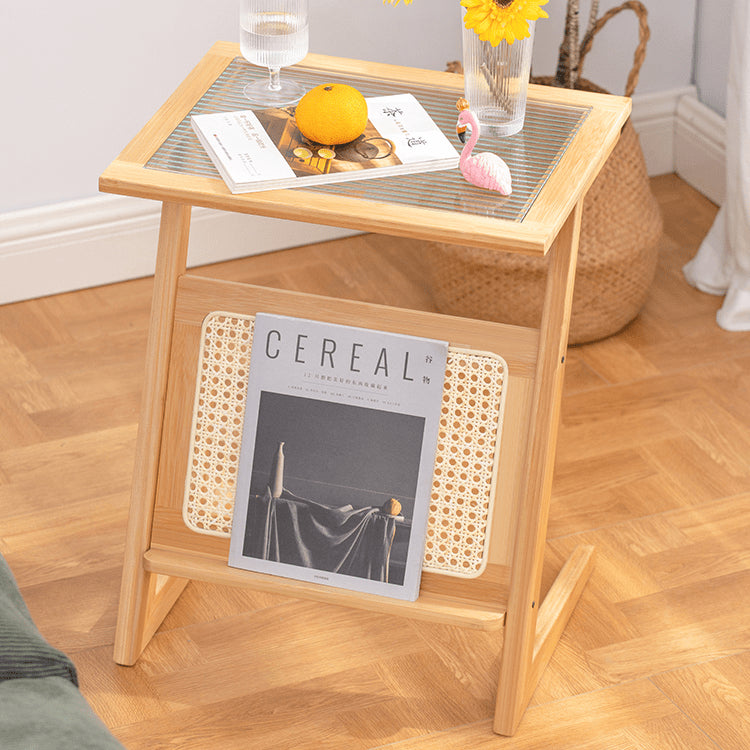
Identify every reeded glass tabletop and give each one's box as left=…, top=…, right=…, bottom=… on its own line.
left=146, top=57, right=589, bottom=224
left=99, top=44, right=631, bottom=256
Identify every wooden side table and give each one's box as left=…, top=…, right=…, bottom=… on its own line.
left=99, top=42, right=630, bottom=736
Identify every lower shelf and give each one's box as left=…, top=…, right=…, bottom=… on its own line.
left=144, top=547, right=507, bottom=631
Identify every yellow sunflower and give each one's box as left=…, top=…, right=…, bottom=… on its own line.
left=461, top=0, right=549, bottom=46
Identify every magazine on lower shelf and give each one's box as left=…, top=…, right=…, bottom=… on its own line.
left=191, top=93, right=460, bottom=193
left=227, top=313, right=448, bottom=601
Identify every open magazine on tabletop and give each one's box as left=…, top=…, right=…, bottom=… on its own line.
left=227, top=313, right=448, bottom=601
left=191, top=93, right=460, bottom=193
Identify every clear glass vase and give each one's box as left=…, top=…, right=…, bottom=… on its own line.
left=462, top=19, right=535, bottom=137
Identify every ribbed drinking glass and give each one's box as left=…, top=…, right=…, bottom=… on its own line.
left=240, top=0, right=309, bottom=107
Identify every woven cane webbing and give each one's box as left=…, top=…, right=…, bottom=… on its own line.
left=423, top=349, right=506, bottom=576
left=184, top=313, right=253, bottom=538
left=183, top=312, right=507, bottom=578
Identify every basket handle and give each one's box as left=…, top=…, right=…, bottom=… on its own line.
left=578, top=0, right=650, bottom=97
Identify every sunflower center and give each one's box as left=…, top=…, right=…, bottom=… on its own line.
left=493, top=0, right=515, bottom=7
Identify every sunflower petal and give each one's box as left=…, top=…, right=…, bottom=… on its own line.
left=474, top=18, right=500, bottom=34
left=512, top=16, right=530, bottom=39
left=463, top=0, right=547, bottom=46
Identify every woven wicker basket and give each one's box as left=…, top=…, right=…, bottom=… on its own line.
left=429, top=2, right=663, bottom=345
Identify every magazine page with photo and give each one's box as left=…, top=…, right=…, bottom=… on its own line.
left=228, top=313, right=448, bottom=601
left=190, top=93, right=459, bottom=193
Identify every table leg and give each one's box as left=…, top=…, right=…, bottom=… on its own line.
left=114, top=202, right=192, bottom=666
left=493, top=201, right=585, bottom=735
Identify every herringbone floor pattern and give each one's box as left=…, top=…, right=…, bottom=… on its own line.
left=1, top=175, right=749, bottom=748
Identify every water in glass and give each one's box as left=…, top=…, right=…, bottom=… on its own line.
left=240, top=12, right=308, bottom=70
left=240, top=0, right=309, bottom=107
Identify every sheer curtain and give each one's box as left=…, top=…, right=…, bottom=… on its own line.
left=683, top=0, right=750, bottom=330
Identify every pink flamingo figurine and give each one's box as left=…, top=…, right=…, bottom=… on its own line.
left=455, top=99, right=512, bottom=195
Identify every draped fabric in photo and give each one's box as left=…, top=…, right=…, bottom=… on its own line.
left=242, top=488, right=400, bottom=583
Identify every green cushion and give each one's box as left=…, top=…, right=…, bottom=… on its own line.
left=0, top=677, right=124, bottom=749
left=0, top=555, right=77, bottom=684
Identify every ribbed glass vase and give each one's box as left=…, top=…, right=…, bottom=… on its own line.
left=461, top=19, right=535, bottom=137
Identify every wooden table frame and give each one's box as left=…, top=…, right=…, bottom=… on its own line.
left=100, top=42, right=630, bottom=736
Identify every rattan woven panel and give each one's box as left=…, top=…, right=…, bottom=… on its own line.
left=184, top=312, right=507, bottom=578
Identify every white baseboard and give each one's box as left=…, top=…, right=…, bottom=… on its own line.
left=0, top=87, right=726, bottom=306
left=0, top=197, right=358, bottom=305
left=630, top=85, right=725, bottom=203
left=674, top=94, right=726, bottom=205
left=630, top=86, right=695, bottom=177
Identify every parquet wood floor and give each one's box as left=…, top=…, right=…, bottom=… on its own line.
left=2, top=175, right=749, bottom=748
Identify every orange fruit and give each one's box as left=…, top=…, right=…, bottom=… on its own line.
left=294, top=83, right=369, bottom=145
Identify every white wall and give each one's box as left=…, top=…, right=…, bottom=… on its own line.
left=1, top=0, right=697, bottom=215
left=0, top=0, right=461, bottom=214
left=0, top=0, right=728, bottom=303
left=2, top=1, right=236, bottom=214
left=532, top=0, right=696, bottom=96
left=694, top=0, right=732, bottom=116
